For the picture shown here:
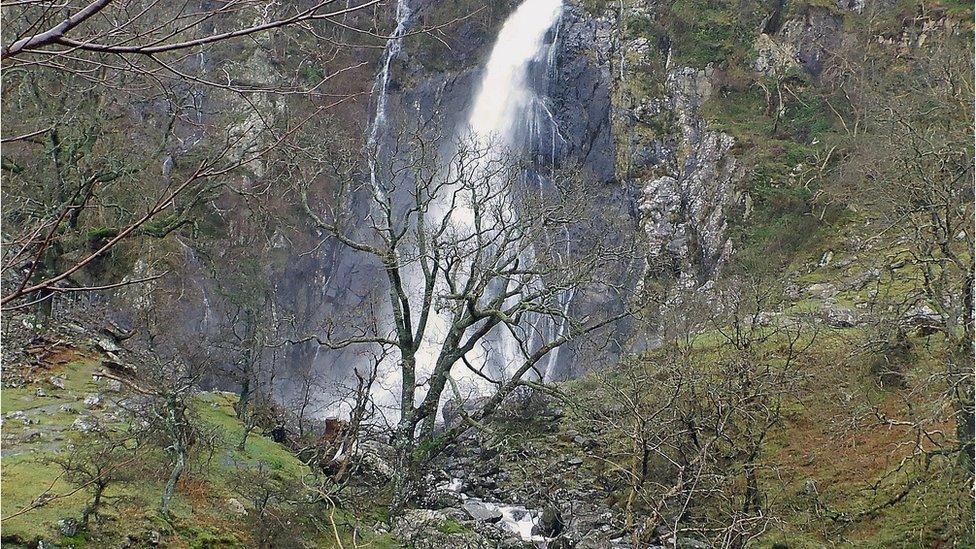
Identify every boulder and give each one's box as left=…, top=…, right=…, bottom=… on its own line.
left=442, top=396, right=491, bottom=426
left=57, top=517, right=79, bottom=537
left=6, top=411, right=30, bottom=424
left=823, top=306, right=857, bottom=327
left=901, top=304, right=943, bottom=334
left=393, top=508, right=494, bottom=549
left=806, top=283, right=837, bottom=298
left=463, top=500, right=503, bottom=523
left=84, top=394, right=103, bottom=409
left=357, top=440, right=395, bottom=480
left=94, top=337, right=122, bottom=354
left=73, top=416, right=98, bottom=433
left=226, top=498, right=247, bottom=516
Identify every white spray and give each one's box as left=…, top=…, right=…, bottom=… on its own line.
left=364, top=0, right=567, bottom=419
left=367, top=0, right=412, bottom=190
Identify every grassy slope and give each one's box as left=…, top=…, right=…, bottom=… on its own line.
left=0, top=354, right=399, bottom=548
left=588, top=0, right=974, bottom=542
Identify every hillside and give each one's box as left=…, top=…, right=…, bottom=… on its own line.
left=1, top=0, right=973, bottom=547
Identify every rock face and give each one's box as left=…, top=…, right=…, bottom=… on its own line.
left=548, top=5, right=616, bottom=183
left=638, top=67, right=737, bottom=288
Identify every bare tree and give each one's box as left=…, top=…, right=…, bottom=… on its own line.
left=831, top=23, right=974, bottom=473
left=50, top=421, right=144, bottom=529
left=0, top=1, right=411, bottom=312
left=579, top=277, right=813, bottom=548
left=294, top=123, right=636, bottom=511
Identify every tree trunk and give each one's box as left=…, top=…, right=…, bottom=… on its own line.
left=389, top=418, right=420, bottom=517
left=160, top=448, right=186, bottom=515
left=952, top=352, right=975, bottom=473
left=743, top=464, right=761, bottom=514
left=235, top=374, right=251, bottom=420
left=81, top=482, right=105, bottom=525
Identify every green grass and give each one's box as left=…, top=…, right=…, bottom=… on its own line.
left=0, top=359, right=325, bottom=547
left=1, top=452, right=87, bottom=542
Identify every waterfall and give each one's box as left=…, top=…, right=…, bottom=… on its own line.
left=464, top=0, right=563, bottom=150
left=430, top=0, right=566, bottom=392
left=462, top=0, right=567, bottom=383
left=367, top=0, right=412, bottom=190
left=361, top=0, right=567, bottom=420
left=330, top=0, right=413, bottom=420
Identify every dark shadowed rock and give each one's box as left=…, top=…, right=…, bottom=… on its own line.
left=535, top=505, right=564, bottom=537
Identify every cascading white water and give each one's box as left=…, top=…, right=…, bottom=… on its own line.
left=361, top=0, right=566, bottom=419
left=461, top=0, right=565, bottom=383
left=421, top=0, right=565, bottom=393
left=464, top=0, right=563, bottom=149
left=368, top=0, right=412, bottom=189
left=323, top=0, right=413, bottom=419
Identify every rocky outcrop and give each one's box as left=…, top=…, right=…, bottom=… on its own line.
left=547, top=4, right=616, bottom=183
left=754, top=9, right=845, bottom=76
left=638, top=67, right=737, bottom=288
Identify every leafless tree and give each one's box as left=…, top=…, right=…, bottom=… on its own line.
left=293, top=122, right=637, bottom=511
left=50, top=420, right=145, bottom=529
left=830, top=21, right=974, bottom=474
left=0, top=1, right=461, bottom=313
left=578, top=277, right=814, bottom=548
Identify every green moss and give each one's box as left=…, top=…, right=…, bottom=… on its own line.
left=0, top=363, right=323, bottom=547
left=86, top=227, right=119, bottom=242
left=193, top=392, right=309, bottom=480
left=436, top=518, right=470, bottom=535
left=662, top=0, right=767, bottom=68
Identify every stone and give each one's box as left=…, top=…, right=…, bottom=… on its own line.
left=94, top=337, right=122, bottom=354
left=226, top=498, right=247, bottom=516
left=49, top=376, right=66, bottom=390
left=753, top=33, right=800, bottom=77
left=106, top=379, right=123, bottom=393
left=462, top=500, right=503, bottom=522
left=566, top=457, right=584, bottom=467
left=21, top=429, right=42, bottom=442
left=73, top=416, right=98, bottom=433
left=147, top=530, right=161, bottom=545
left=57, top=517, right=79, bottom=537
left=823, top=306, right=857, bottom=328
left=806, top=283, right=837, bottom=298
left=535, top=505, right=564, bottom=537
left=393, top=508, right=495, bottom=549
left=357, top=440, right=395, bottom=479
left=818, top=250, right=834, bottom=267
left=84, top=394, right=103, bottom=409
left=6, top=411, right=30, bottom=424
left=35, top=388, right=47, bottom=397
left=901, top=304, right=943, bottom=334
